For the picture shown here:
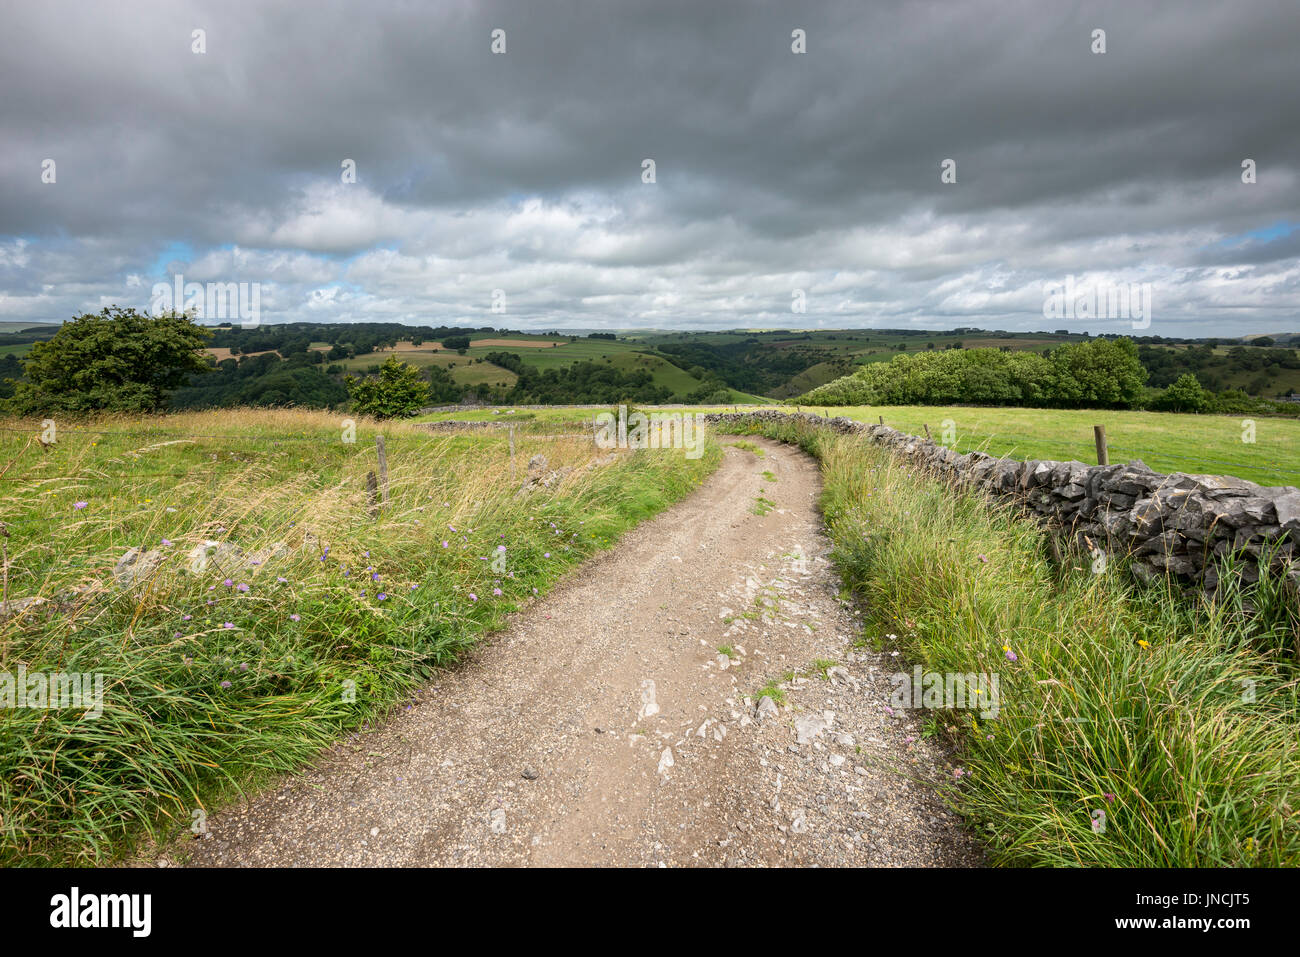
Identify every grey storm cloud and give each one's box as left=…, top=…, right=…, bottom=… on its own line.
left=1, top=0, right=1298, bottom=334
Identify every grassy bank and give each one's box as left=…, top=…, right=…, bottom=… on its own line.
left=718, top=415, right=1300, bottom=866
left=0, top=409, right=720, bottom=864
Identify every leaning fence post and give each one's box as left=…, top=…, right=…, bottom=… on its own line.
left=375, top=434, right=388, bottom=506
left=878, top=416, right=884, bottom=426
left=1093, top=425, right=1109, bottom=466
left=366, top=471, right=379, bottom=519
left=923, top=423, right=931, bottom=440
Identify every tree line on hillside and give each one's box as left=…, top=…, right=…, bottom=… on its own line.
left=1138, top=343, right=1300, bottom=394
left=482, top=351, right=675, bottom=404
left=6, top=309, right=1298, bottom=419
left=799, top=339, right=1300, bottom=416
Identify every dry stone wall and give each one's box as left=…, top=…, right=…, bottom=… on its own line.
left=706, top=411, right=1300, bottom=594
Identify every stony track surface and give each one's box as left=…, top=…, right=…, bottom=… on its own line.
left=172, top=437, right=981, bottom=867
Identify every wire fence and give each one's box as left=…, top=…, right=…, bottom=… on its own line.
left=894, top=426, right=1300, bottom=481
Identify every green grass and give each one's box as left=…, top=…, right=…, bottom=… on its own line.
left=0, top=408, right=720, bottom=864
left=416, top=402, right=1300, bottom=485
left=755, top=679, right=787, bottom=705
left=717, top=414, right=1300, bottom=867
left=792, top=404, right=1300, bottom=487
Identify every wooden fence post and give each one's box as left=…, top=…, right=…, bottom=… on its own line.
left=375, top=434, right=388, bottom=506
left=1093, top=425, right=1109, bottom=466
left=923, top=423, right=931, bottom=440
left=878, top=416, right=884, bottom=426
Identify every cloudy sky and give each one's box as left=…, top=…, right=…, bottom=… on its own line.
left=2, top=0, right=1298, bottom=336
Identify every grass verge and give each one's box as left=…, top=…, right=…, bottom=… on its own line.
left=716, top=414, right=1300, bottom=866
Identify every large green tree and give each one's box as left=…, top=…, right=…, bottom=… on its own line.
left=12, top=307, right=212, bottom=413
left=346, top=355, right=431, bottom=418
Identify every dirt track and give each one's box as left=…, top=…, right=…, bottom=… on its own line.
left=175, top=437, right=981, bottom=867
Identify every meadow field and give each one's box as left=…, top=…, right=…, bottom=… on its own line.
left=419, top=403, right=1300, bottom=487
left=804, top=405, right=1300, bottom=488
left=0, top=408, right=719, bottom=863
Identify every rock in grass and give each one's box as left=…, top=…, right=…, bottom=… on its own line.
left=112, top=547, right=165, bottom=586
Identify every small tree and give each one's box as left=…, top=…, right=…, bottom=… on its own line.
left=346, top=355, right=430, bottom=418
left=1154, top=373, right=1211, bottom=412
left=12, top=306, right=212, bottom=413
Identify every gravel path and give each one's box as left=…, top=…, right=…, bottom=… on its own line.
left=172, top=437, right=982, bottom=867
